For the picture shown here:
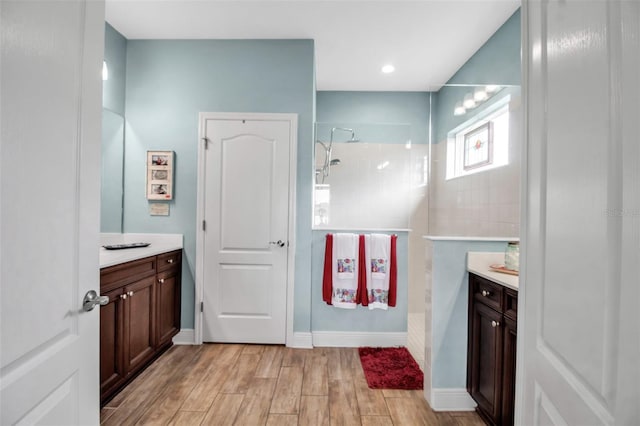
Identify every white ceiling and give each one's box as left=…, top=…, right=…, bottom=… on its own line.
left=105, top=0, right=520, bottom=91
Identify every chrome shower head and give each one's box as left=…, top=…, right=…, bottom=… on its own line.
left=330, top=127, right=358, bottom=143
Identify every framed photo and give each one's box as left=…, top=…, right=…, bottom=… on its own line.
left=146, top=150, right=174, bottom=200
left=463, top=122, right=493, bottom=171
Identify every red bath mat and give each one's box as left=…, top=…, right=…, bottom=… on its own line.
left=358, top=347, right=424, bottom=390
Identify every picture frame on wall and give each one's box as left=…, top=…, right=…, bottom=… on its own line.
left=147, top=150, right=174, bottom=200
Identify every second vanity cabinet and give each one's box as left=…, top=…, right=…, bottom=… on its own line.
left=467, top=272, right=518, bottom=426
left=100, top=250, right=182, bottom=405
left=156, top=251, right=182, bottom=347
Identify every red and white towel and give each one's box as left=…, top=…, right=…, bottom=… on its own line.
left=364, top=234, right=392, bottom=310
left=323, top=233, right=396, bottom=309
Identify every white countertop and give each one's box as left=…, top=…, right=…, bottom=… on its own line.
left=425, top=235, right=520, bottom=242
left=100, top=233, right=183, bottom=268
left=467, top=251, right=519, bottom=291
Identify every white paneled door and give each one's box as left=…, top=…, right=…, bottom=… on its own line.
left=199, top=113, right=296, bottom=344
left=0, top=0, right=104, bottom=424
left=518, top=0, right=639, bottom=424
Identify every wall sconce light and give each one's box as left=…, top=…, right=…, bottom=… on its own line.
left=474, top=87, right=488, bottom=102
left=463, top=93, right=476, bottom=109
left=102, top=61, right=109, bottom=81
left=453, top=85, right=502, bottom=116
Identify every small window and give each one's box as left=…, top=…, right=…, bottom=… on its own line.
left=446, top=100, right=510, bottom=180
left=463, top=122, right=493, bottom=170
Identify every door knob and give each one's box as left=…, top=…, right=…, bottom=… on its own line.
left=83, top=290, right=109, bottom=312
left=491, top=320, right=500, bottom=328
left=269, top=240, right=286, bottom=247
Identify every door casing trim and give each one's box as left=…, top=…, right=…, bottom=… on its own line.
left=194, top=112, right=298, bottom=346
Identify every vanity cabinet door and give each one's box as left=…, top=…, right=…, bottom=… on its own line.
left=156, top=264, right=181, bottom=348
left=123, top=276, right=156, bottom=375
left=501, top=317, right=517, bottom=426
left=469, top=301, right=503, bottom=426
left=100, top=287, right=126, bottom=402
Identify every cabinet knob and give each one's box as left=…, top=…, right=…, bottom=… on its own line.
left=128, top=291, right=134, bottom=297
left=158, top=278, right=165, bottom=283
left=491, top=320, right=500, bottom=328
left=121, top=294, right=127, bottom=300
left=167, top=258, right=174, bottom=264
left=481, top=290, right=491, bottom=297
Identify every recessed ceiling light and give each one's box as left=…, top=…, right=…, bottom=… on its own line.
left=381, top=64, right=395, bottom=74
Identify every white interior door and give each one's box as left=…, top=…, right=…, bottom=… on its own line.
left=0, top=0, right=103, bottom=424
left=518, top=1, right=639, bottom=424
left=199, top=113, right=295, bottom=344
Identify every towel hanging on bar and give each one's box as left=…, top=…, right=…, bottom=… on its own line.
left=322, top=233, right=397, bottom=308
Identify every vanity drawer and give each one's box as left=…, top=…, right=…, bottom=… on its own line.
left=157, top=250, right=182, bottom=272
left=101, top=256, right=156, bottom=293
left=471, top=273, right=503, bottom=312
left=504, top=288, right=518, bottom=321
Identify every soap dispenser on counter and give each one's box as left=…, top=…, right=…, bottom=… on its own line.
left=504, top=242, right=520, bottom=271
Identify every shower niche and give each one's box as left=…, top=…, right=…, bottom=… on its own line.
left=313, top=122, right=428, bottom=230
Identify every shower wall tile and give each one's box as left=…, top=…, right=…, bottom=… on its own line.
left=314, top=142, right=415, bottom=230
left=428, top=130, right=521, bottom=238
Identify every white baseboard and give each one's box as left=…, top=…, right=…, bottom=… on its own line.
left=172, top=329, right=408, bottom=350
left=428, top=388, right=477, bottom=411
left=312, top=331, right=407, bottom=348
left=288, top=332, right=313, bottom=348
left=172, top=329, right=195, bottom=345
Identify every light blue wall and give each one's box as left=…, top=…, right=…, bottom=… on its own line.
left=311, top=230, right=408, bottom=331
left=431, top=240, right=509, bottom=388
left=123, top=40, right=315, bottom=329
left=434, top=9, right=521, bottom=142
left=103, top=23, right=127, bottom=115
left=316, top=91, right=431, bottom=145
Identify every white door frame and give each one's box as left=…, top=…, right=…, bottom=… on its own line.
left=194, top=112, right=297, bottom=346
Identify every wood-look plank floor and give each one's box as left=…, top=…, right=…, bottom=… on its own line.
left=101, top=344, right=485, bottom=426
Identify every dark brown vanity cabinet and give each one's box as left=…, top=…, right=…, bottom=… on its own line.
left=100, top=250, right=182, bottom=405
left=467, top=273, right=517, bottom=426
